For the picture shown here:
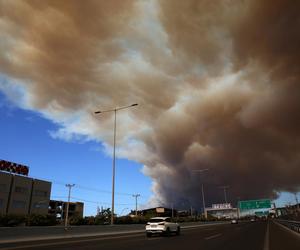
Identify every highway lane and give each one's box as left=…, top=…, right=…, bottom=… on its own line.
left=1, top=220, right=299, bottom=250
left=269, top=220, right=300, bottom=250
left=0, top=222, right=264, bottom=250
left=0, top=222, right=227, bottom=241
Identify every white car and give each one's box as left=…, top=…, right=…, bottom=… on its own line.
left=231, top=219, right=238, bottom=224
left=145, top=217, right=180, bottom=237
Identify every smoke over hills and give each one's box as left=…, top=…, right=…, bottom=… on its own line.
left=0, top=0, right=299, bottom=208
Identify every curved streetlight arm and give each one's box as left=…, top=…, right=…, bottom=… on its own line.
left=94, top=103, right=138, bottom=114
left=94, top=109, right=114, bottom=114
left=117, top=103, right=138, bottom=111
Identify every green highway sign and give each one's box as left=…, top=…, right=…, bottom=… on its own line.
left=239, top=199, right=271, bottom=210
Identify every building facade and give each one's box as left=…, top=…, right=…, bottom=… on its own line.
left=0, top=170, right=51, bottom=216
left=138, top=207, right=176, bottom=217
left=0, top=171, right=12, bottom=214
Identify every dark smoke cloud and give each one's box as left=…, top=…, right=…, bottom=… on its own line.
left=153, top=0, right=300, bottom=207
left=0, top=0, right=299, bottom=209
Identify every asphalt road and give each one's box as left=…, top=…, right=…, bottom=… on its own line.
left=0, top=222, right=226, bottom=241
left=1, top=220, right=300, bottom=250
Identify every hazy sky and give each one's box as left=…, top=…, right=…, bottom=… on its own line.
left=0, top=0, right=299, bottom=214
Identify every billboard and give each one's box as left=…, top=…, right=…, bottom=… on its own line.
left=212, top=203, right=232, bottom=209
left=156, top=207, right=165, bottom=213
left=0, top=160, right=29, bottom=176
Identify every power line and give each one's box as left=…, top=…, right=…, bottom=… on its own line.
left=51, top=196, right=68, bottom=199
left=71, top=196, right=135, bottom=206
left=2, top=172, right=148, bottom=199
left=34, top=176, right=147, bottom=197
left=75, top=184, right=137, bottom=197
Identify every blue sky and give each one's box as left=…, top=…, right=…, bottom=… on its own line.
left=0, top=90, right=152, bottom=215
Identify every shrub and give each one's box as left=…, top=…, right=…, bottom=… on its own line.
left=69, top=216, right=87, bottom=226
left=26, top=214, right=57, bottom=226
left=0, top=214, right=26, bottom=227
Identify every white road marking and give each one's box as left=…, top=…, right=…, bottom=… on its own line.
left=263, top=221, right=269, bottom=250
left=182, top=222, right=228, bottom=230
left=205, top=233, right=222, bottom=240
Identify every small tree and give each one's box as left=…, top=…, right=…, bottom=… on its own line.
left=96, top=208, right=111, bottom=224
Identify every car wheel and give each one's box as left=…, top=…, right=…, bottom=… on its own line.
left=146, top=232, right=152, bottom=237
left=176, top=226, right=180, bottom=235
left=165, top=227, right=170, bottom=237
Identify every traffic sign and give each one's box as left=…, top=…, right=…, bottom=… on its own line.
left=239, top=199, right=271, bottom=210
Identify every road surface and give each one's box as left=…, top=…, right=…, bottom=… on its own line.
left=1, top=220, right=299, bottom=250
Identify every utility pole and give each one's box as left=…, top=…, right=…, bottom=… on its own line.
left=192, top=169, right=210, bottom=220
left=201, top=183, right=207, bottom=219
left=219, top=186, right=230, bottom=204
left=132, top=194, right=140, bottom=216
left=294, top=192, right=299, bottom=211
left=65, top=184, right=75, bottom=229
left=237, top=196, right=241, bottom=219
left=273, top=202, right=278, bottom=218
left=294, top=192, right=299, bottom=205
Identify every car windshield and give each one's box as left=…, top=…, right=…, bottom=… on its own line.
left=149, top=218, right=165, bottom=223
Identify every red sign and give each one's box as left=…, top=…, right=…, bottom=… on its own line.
left=0, top=160, right=29, bottom=176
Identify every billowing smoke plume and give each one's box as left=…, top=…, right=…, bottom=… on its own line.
left=0, top=0, right=299, bottom=209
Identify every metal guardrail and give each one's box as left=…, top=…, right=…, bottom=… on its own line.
left=276, top=219, right=300, bottom=234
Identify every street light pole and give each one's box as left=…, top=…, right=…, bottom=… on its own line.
left=94, top=103, right=138, bottom=225
left=112, top=109, right=117, bottom=224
